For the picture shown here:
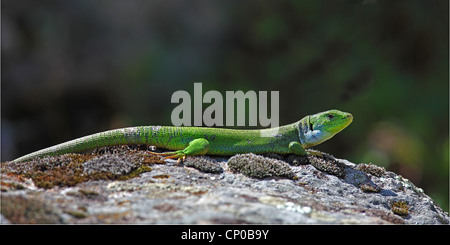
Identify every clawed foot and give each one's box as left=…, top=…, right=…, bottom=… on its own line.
left=149, top=151, right=186, bottom=165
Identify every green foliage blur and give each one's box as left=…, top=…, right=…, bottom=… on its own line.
left=2, top=0, right=448, bottom=211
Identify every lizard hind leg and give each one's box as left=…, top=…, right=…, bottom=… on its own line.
left=149, top=150, right=188, bottom=164
left=150, top=138, right=210, bottom=164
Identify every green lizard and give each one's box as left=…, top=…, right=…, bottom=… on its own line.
left=12, top=109, right=353, bottom=163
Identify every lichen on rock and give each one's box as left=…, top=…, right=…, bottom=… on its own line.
left=183, top=156, right=223, bottom=174
left=227, top=153, right=295, bottom=179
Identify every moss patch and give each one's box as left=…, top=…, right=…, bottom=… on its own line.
left=307, top=155, right=346, bottom=178
left=390, top=201, right=410, bottom=216
left=264, top=152, right=346, bottom=177
left=1, top=146, right=163, bottom=189
left=355, top=163, right=386, bottom=177
left=184, top=156, right=223, bottom=174
left=228, top=153, right=295, bottom=179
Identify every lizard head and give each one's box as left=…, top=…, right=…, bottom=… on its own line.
left=299, top=109, right=353, bottom=148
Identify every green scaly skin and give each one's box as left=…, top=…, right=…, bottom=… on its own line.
left=12, top=110, right=353, bottom=163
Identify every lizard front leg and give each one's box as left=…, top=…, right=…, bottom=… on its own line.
left=288, top=141, right=307, bottom=156
left=151, top=138, right=210, bottom=163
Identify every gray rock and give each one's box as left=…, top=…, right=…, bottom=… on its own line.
left=1, top=148, right=448, bottom=224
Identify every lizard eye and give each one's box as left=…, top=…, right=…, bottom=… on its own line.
left=327, top=114, right=334, bottom=119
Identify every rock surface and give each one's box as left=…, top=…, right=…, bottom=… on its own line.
left=1, top=146, right=448, bottom=224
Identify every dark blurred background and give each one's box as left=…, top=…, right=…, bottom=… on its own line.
left=1, top=0, right=448, bottom=211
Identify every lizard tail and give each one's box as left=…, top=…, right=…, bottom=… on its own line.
left=12, top=126, right=170, bottom=163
